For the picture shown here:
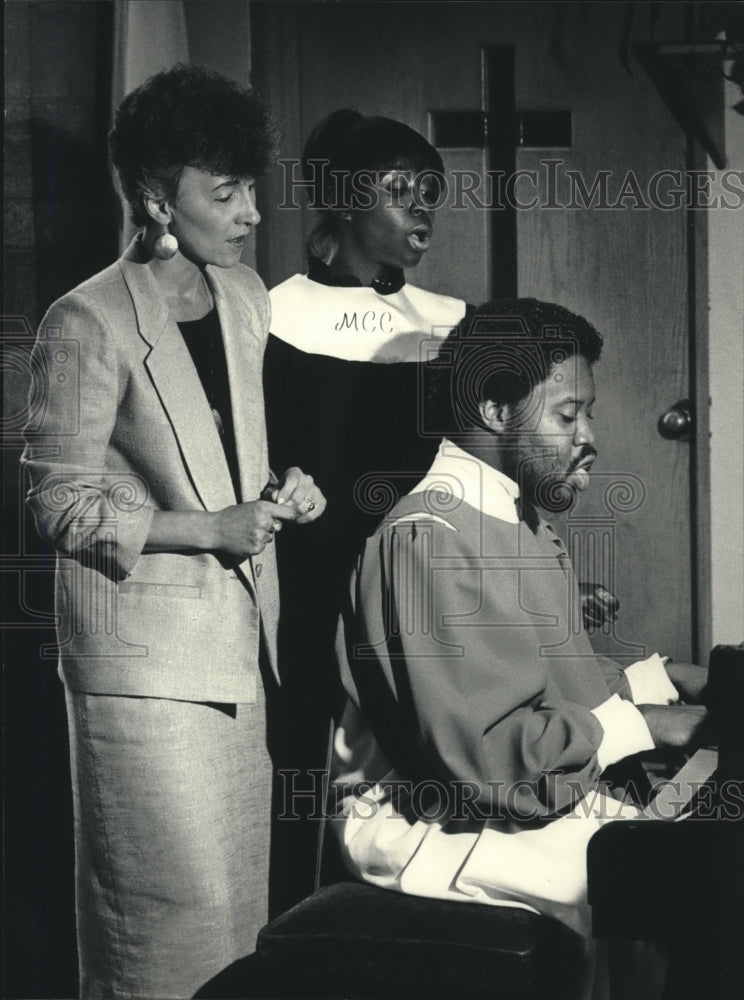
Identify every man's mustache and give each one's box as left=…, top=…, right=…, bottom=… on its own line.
left=568, top=447, right=598, bottom=472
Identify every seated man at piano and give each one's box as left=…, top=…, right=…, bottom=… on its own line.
left=330, top=297, right=710, bottom=998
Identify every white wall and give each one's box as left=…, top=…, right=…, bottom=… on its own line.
left=708, top=75, right=744, bottom=644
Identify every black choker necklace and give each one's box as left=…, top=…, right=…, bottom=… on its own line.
left=370, top=271, right=405, bottom=295
left=308, top=259, right=405, bottom=295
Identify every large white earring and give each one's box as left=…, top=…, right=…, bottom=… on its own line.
left=153, top=226, right=178, bottom=260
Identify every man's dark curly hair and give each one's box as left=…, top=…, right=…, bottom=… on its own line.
left=430, top=297, right=604, bottom=433
left=109, top=64, right=277, bottom=227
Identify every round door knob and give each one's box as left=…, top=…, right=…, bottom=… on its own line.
left=658, top=399, right=693, bottom=440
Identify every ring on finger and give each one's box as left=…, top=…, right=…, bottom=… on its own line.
left=271, top=518, right=282, bottom=531
left=300, top=496, right=316, bottom=513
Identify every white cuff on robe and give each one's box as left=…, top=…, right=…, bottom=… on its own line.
left=591, top=694, right=655, bottom=770
left=625, top=652, right=680, bottom=705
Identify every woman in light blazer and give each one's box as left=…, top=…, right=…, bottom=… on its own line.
left=21, top=65, right=325, bottom=999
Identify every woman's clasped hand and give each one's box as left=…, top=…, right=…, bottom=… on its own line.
left=215, top=468, right=326, bottom=558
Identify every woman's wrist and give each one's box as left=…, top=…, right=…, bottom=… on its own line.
left=204, top=510, right=223, bottom=552
left=145, top=510, right=222, bottom=554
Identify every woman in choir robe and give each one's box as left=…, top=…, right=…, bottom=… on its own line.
left=263, top=110, right=466, bottom=909
left=21, top=65, right=325, bottom=998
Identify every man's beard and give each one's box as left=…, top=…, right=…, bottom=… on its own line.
left=521, top=462, right=576, bottom=513
left=506, top=446, right=597, bottom=513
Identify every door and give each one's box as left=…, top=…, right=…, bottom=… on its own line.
left=253, top=0, right=706, bottom=662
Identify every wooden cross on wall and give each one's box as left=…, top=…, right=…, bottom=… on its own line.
left=429, top=46, right=572, bottom=298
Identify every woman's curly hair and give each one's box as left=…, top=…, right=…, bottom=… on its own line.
left=109, top=64, right=278, bottom=226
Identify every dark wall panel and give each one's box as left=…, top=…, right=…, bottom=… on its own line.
left=4, top=4, right=115, bottom=997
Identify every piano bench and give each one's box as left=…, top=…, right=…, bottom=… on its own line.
left=197, top=881, right=585, bottom=999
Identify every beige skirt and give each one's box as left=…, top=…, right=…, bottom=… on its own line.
left=65, top=681, right=272, bottom=999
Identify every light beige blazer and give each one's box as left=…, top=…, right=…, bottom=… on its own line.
left=21, top=237, right=279, bottom=703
